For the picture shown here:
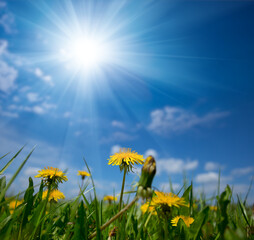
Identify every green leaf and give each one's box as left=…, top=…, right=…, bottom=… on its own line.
left=178, top=218, right=190, bottom=240
left=182, top=184, right=192, bottom=204
left=21, top=177, right=34, bottom=227
left=0, top=176, right=6, bottom=191
left=189, top=206, right=209, bottom=240
left=217, top=185, right=232, bottom=236
left=73, top=201, right=86, bottom=240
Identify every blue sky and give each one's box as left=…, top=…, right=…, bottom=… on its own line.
left=0, top=0, right=254, bottom=202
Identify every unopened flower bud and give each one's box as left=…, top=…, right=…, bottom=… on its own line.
left=137, top=155, right=156, bottom=199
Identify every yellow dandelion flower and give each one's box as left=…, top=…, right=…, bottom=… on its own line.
left=77, top=170, right=90, bottom=178
left=140, top=202, right=157, bottom=215
left=151, top=191, right=188, bottom=208
left=42, top=189, right=65, bottom=202
left=108, top=148, right=144, bottom=168
left=171, top=215, right=194, bottom=227
left=103, top=195, right=117, bottom=202
left=35, top=167, right=67, bottom=185
left=210, top=206, right=218, bottom=211
left=9, top=200, right=23, bottom=214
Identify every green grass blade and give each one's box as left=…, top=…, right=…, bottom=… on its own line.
left=243, top=176, right=253, bottom=206
left=0, top=146, right=25, bottom=175
left=0, top=147, right=35, bottom=203
left=237, top=194, right=250, bottom=227
left=0, top=152, right=10, bottom=161
left=83, top=157, right=101, bottom=240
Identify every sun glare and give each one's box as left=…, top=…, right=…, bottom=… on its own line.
left=61, top=36, right=112, bottom=70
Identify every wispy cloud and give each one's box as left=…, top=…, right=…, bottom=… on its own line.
left=204, top=161, right=224, bottom=171
left=112, top=120, right=125, bottom=129
left=7, top=101, right=56, bottom=115
left=0, top=60, right=18, bottom=93
left=0, top=2, right=16, bottom=34
left=34, top=67, right=54, bottom=86
left=110, top=145, right=121, bottom=155
left=159, top=182, right=180, bottom=192
left=231, top=167, right=254, bottom=176
left=144, top=149, right=158, bottom=159
left=148, top=106, right=230, bottom=136
left=0, top=106, right=18, bottom=118
left=27, top=92, right=40, bottom=102
left=100, top=131, right=137, bottom=143
left=0, top=40, right=18, bottom=93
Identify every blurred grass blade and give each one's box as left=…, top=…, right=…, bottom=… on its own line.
left=0, top=146, right=25, bottom=175
left=0, top=152, right=10, bottom=161
left=243, top=176, right=253, bottom=206
left=237, top=194, right=250, bottom=227
left=0, top=146, right=35, bottom=203
left=83, top=157, right=101, bottom=240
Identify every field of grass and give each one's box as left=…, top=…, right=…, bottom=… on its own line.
left=0, top=147, right=253, bottom=240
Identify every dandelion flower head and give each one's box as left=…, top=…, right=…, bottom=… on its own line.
left=77, top=170, right=90, bottom=178
left=140, top=202, right=157, bottom=215
left=108, top=148, right=144, bottom=171
left=35, top=167, right=67, bottom=185
left=42, top=189, right=65, bottom=202
left=151, top=191, right=188, bottom=208
left=103, top=195, right=117, bottom=202
left=171, top=215, right=194, bottom=227
left=9, top=200, right=23, bottom=213
left=209, top=206, right=218, bottom=211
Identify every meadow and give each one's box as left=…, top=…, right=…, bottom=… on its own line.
left=0, top=147, right=253, bottom=240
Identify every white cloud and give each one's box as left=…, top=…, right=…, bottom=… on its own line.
left=110, top=145, right=121, bottom=155
left=148, top=106, right=230, bottom=136
left=33, top=106, right=45, bottom=114
left=159, top=182, right=180, bottom=192
left=156, top=157, right=198, bottom=175
left=231, top=184, right=251, bottom=196
left=144, top=149, right=158, bottom=159
left=0, top=110, right=18, bottom=118
left=19, top=86, right=30, bottom=92
left=94, top=180, right=118, bottom=191
left=0, top=12, right=16, bottom=34
left=0, top=39, right=8, bottom=55
left=0, top=2, right=7, bottom=8
left=24, top=167, right=40, bottom=177
left=0, top=60, right=18, bottom=92
left=27, top=92, right=39, bottom=102
left=205, top=162, right=223, bottom=171
left=101, top=132, right=137, bottom=143
left=231, top=167, right=254, bottom=176
left=63, top=111, right=72, bottom=118
left=195, top=171, right=232, bottom=184
left=34, top=68, right=54, bottom=86
left=13, top=96, right=19, bottom=102
left=11, top=101, right=56, bottom=115
left=74, top=131, right=82, bottom=136
left=112, top=120, right=125, bottom=129
left=195, top=171, right=219, bottom=183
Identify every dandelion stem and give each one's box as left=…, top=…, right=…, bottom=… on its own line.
left=89, top=196, right=139, bottom=239
left=163, top=215, right=169, bottom=239
left=119, top=166, right=127, bottom=211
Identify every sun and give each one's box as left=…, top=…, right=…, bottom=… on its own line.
left=60, top=36, right=112, bottom=70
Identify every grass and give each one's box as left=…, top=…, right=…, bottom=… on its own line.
left=0, top=147, right=253, bottom=239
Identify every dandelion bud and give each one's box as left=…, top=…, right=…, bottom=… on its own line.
left=137, top=155, right=156, bottom=199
